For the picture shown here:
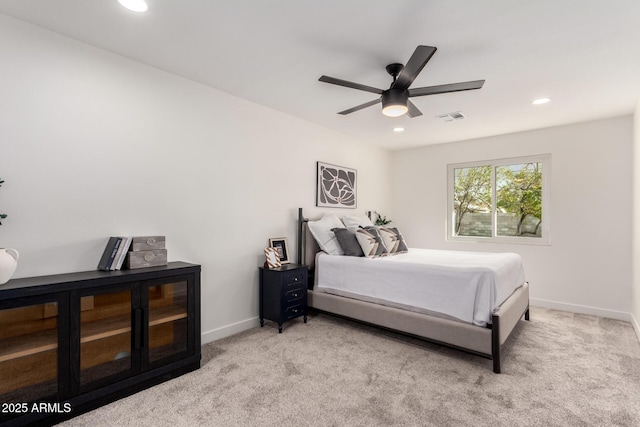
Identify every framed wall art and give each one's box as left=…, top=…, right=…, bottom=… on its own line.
left=316, top=162, right=357, bottom=208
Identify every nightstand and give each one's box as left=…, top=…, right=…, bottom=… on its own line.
left=259, top=264, right=308, bottom=333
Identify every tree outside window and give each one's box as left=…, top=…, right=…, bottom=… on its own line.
left=496, top=163, right=542, bottom=237
left=453, top=166, right=491, bottom=237
left=448, top=155, right=549, bottom=244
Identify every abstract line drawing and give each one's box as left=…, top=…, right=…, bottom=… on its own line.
left=316, top=162, right=357, bottom=208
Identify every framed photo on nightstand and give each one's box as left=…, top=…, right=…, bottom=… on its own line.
left=264, top=247, right=281, bottom=269
left=269, top=237, right=290, bottom=264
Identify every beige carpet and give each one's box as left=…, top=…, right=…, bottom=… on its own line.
left=59, top=307, right=640, bottom=426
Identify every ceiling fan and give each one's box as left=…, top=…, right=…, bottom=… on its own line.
left=319, top=45, right=485, bottom=118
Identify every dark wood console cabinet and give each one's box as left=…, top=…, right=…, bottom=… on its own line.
left=0, top=262, right=201, bottom=426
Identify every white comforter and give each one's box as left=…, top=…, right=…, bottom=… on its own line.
left=315, top=248, right=525, bottom=326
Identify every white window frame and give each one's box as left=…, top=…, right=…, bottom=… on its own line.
left=447, top=154, right=551, bottom=245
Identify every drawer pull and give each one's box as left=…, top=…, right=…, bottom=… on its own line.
left=292, top=293, right=298, bottom=298
left=294, top=277, right=298, bottom=282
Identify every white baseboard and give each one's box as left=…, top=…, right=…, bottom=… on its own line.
left=201, top=316, right=260, bottom=345
left=530, top=298, right=633, bottom=323
left=201, top=304, right=640, bottom=346
left=632, top=313, right=640, bottom=343
left=522, top=298, right=640, bottom=343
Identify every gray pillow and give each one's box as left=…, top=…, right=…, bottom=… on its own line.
left=332, top=227, right=364, bottom=257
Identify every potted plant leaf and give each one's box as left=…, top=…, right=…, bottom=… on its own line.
left=374, top=211, right=391, bottom=226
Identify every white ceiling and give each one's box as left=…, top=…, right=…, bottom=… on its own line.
left=1, top=0, right=640, bottom=150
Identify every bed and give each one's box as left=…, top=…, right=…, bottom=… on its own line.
left=296, top=208, right=530, bottom=373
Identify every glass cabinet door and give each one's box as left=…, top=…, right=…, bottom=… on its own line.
left=147, top=280, right=188, bottom=364
left=79, top=290, right=133, bottom=387
left=0, top=299, right=60, bottom=403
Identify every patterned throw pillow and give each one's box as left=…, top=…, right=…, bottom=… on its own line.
left=355, top=226, right=390, bottom=258
left=379, top=227, right=409, bottom=255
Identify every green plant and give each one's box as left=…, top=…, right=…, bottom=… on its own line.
left=496, top=163, right=542, bottom=236
left=0, top=178, right=6, bottom=225
left=374, top=211, right=391, bottom=226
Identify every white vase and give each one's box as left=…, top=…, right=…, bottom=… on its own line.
left=0, top=248, right=19, bottom=285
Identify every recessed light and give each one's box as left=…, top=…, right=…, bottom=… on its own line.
left=532, top=98, right=551, bottom=105
left=393, top=127, right=405, bottom=133
left=118, top=0, right=148, bottom=12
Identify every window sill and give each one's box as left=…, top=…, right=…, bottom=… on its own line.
left=447, top=235, right=550, bottom=246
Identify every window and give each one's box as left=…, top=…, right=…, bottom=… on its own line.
left=447, top=154, right=550, bottom=244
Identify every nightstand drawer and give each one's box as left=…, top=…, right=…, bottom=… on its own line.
left=285, top=288, right=304, bottom=304
left=283, top=271, right=305, bottom=287
left=285, top=304, right=304, bottom=320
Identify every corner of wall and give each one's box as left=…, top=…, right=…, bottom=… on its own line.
left=201, top=317, right=261, bottom=345
left=633, top=99, right=640, bottom=341
left=632, top=313, right=640, bottom=343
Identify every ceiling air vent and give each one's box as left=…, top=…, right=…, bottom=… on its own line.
left=436, top=111, right=466, bottom=122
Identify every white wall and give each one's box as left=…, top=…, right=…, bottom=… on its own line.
left=633, top=100, right=640, bottom=336
left=0, top=15, right=391, bottom=342
left=391, top=116, right=633, bottom=320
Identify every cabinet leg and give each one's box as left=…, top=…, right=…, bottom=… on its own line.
left=260, top=319, right=264, bottom=327
left=278, top=324, right=283, bottom=333
left=304, top=315, right=307, bottom=323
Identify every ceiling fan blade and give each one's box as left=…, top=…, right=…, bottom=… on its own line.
left=338, top=98, right=382, bottom=115
left=319, top=75, right=383, bottom=95
left=406, top=100, right=423, bottom=118
left=409, top=80, right=485, bottom=97
left=391, top=45, right=437, bottom=91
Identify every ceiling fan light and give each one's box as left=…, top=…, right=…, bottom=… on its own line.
left=118, top=0, right=148, bottom=12
left=383, top=104, right=408, bottom=117
left=382, top=89, right=409, bottom=117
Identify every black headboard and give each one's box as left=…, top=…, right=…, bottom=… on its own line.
left=297, top=207, right=307, bottom=266
left=296, top=207, right=373, bottom=267
left=297, top=208, right=319, bottom=268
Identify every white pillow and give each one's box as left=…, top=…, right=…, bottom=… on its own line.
left=307, top=213, right=345, bottom=255
left=341, top=214, right=374, bottom=228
